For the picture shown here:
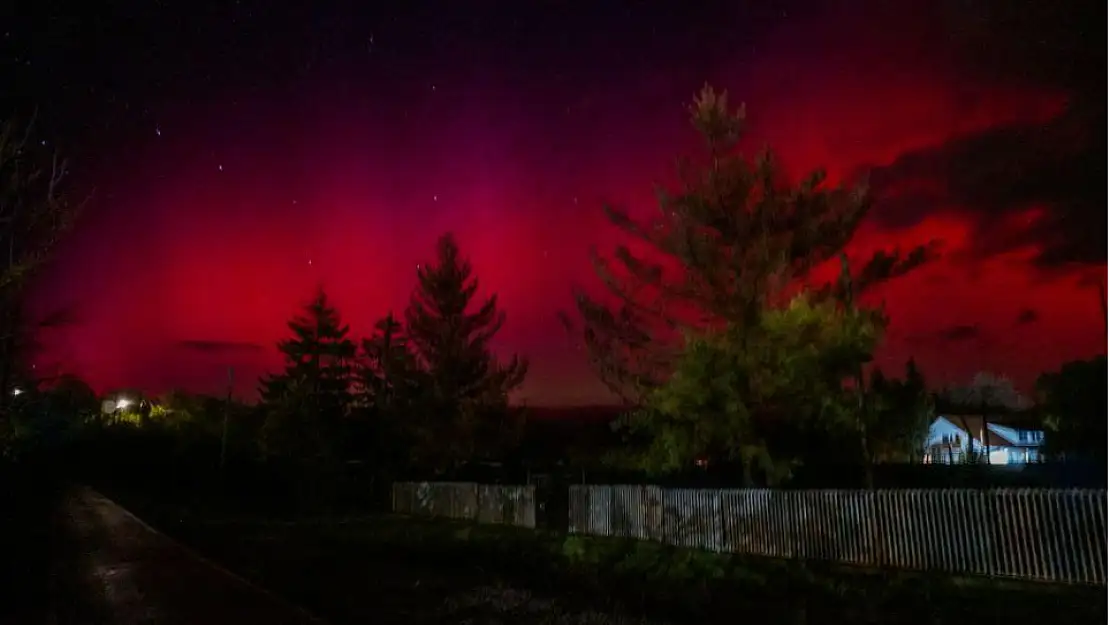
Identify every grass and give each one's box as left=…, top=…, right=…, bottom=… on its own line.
left=102, top=485, right=1107, bottom=625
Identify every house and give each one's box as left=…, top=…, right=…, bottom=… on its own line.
left=923, top=415, right=1045, bottom=465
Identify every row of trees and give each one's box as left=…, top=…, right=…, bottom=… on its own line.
left=256, top=233, right=528, bottom=480
left=241, top=85, right=939, bottom=488
left=1, top=85, right=1103, bottom=490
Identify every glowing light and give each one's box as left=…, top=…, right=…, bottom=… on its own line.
left=11, top=388, right=22, bottom=396
left=988, top=449, right=1011, bottom=465
left=116, top=398, right=132, bottom=410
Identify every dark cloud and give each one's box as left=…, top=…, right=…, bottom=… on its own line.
left=862, top=0, right=1105, bottom=269
left=938, top=324, right=981, bottom=343
left=867, top=101, right=1105, bottom=268
left=36, top=305, right=81, bottom=328
left=1016, top=308, right=1038, bottom=325
left=178, top=339, right=265, bottom=354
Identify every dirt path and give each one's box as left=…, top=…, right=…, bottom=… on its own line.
left=55, top=487, right=325, bottom=625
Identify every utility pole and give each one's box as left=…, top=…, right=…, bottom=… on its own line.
left=219, top=366, right=234, bottom=473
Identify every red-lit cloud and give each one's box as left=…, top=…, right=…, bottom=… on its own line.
left=26, top=1, right=1105, bottom=403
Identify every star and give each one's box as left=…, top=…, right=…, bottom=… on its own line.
left=218, top=164, right=223, bottom=171
left=432, top=195, right=438, bottom=202
left=155, top=126, right=161, bottom=137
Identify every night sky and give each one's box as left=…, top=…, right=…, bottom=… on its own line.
left=2, top=0, right=1105, bottom=404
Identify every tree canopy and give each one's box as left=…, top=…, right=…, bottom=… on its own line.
left=1037, top=356, right=1107, bottom=463
left=563, top=84, right=936, bottom=404
left=567, top=85, right=936, bottom=479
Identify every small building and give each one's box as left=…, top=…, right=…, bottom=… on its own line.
left=923, top=415, right=1045, bottom=465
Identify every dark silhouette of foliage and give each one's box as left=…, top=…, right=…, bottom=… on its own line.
left=1037, top=356, right=1107, bottom=463
left=0, top=117, right=83, bottom=443
left=867, top=358, right=933, bottom=463
left=404, top=233, right=528, bottom=471
left=355, top=312, right=421, bottom=471
left=259, top=287, right=356, bottom=466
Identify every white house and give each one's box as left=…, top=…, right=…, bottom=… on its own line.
left=923, top=415, right=1045, bottom=465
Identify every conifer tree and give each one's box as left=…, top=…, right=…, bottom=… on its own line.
left=562, top=85, right=937, bottom=403
left=360, top=312, right=417, bottom=414
left=566, top=85, right=937, bottom=479
left=356, top=311, right=420, bottom=470
left=404, top=233, right=528, bottom=470
left=259, top=287, right=356, bottom=464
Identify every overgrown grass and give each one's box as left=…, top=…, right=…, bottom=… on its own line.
left=105, top=485, right=1106, bottom=625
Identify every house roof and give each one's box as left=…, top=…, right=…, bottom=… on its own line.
left=936, top=415, right=1043, bottom=448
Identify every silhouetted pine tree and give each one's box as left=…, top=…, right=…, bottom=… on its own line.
left=404, top=233, right=528, bottom=471
left=355, top=311, right=420, bottom=471
left=259, top=287, right=356, bottom=465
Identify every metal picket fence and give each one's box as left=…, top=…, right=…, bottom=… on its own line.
left=569, top=485, right=1107, bottom=585
left=392, top=481, right=536, bottom=528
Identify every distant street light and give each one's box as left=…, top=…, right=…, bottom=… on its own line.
left=116, top=398, right=132, bottom=410
left=11, top=388, right=22, bottom=396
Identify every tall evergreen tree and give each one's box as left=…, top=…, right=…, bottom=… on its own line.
left=562, top=85, right=937, bottom=403
left=355, top=311, right=420, bottom=470
left=567, top=85, right=936, bottom=479
left=360, top=312, right=417, bottom=414
left=404, top=233, right=528, bottom=470
left=259, top=287, right=356, bottom=464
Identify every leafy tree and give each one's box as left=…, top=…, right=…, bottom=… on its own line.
left=562, top=85, right=936, bottom=404
left=616, top=295, right=883, bottom=485
left=0, top=117, right=82, bottom=440
left=566, top=85, right=934, bottom=478
left=866, top=358, right=933, bottom=463
left=1037, top=356, right=1107, bottom=463
left=404, top=233, right=528, bottom=471
left=259, top=287, right=356, bottom=466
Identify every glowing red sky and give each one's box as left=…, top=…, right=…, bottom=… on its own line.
left=9, top=1, right=1106, bottom=403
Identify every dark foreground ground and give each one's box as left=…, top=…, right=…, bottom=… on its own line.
left=3, top=484, right=320, bottom=625
left=104, top=485, right=1107, bottom=625
left=2, top=477, right=1105, bottom=625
